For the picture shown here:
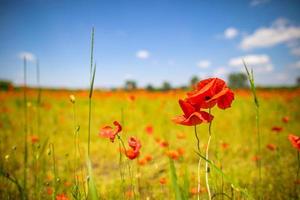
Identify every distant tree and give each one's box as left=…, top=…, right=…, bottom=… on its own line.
left=297, top=77, right=300, bottom=87
left=161, top=81, right=172, bottom=91
left=125, top=80, right=137, bottom=90
left=0, top=80, right=13, bottom=91
left=228, top=73, right=248, bottom=89
left=146, top=84, right=155, bottom=91
left=190, top=76, right=199, bottom=88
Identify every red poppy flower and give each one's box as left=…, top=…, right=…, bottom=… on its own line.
left=288, top=134, right=300, bottom=151
left=266, top=143, right=277, bottom=151
left=47, top=187, right=53, bottom=195
left=271, top=126, right=283, bottom=133
left=177, top=147, right=185, bottom=156
left=186, top=78, right=234, bottom=110
left=138, top=158, right=147, bottom=166
left=30, top=135, right=39, bottom=144
left=282, top=116, right=289, bottom=123
left=99, top=121, right=122, bottom=142
left=145, top=155, right=152, bottom=162
left=221, top=142, right=229, bottom=150
left=172, top=99, right=214, bottom=126
left=56, top=194, right=69, bottom=200
left=125, top=137, right=141, bottom=160
left=145, top=125, right=153, bottom=135
left=166, top=150, right=180, bottom=160
left=159, top=177, right=167, bottom=185
left=159, top=140, right=169, bottom=148
left=251, top=155, right=261, bottom=162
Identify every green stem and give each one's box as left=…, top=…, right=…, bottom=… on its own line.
left=206, top=108, right=212, bottom=200
left=87, top=27, right=95, bottom=158
left=36, top=59, right=41, bottom=137
left=50, top=143, right=57, bottom=200
left=23, top=57, right=28, bottom=200
left=194, top=125, right=201, bottom=200
left=297, top=151, right=300, bottom=180
left=255, top=105, right=262, bottom=185
left=118, top=136, right=136, bottom=199
left=88, top=96, right=92, bottom=157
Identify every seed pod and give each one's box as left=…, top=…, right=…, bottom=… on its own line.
left=69, top=95, right=76, bottom=104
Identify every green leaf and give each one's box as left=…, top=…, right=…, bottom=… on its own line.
left=87, top=158, right=99, bottom=200
left=169, top=159, right=183, bottom=200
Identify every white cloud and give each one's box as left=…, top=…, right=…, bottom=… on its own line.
left=290, top=61, right=300, bottom=69
left=291, top=47, right=300, bottom=56
left=224, top=27, right=239, bottom=39
left=213, top=67, right=228, bottom=77
left=197, top=60, right=211, bottom=68
left=229, top=54, right=273, bottom=72
left=136, top=50, right=150, bottom=59
left=240, top=18, right=300, bottom=50
left=275, top=73, right=288, bottom=81
left=18, top=51, right=36, bottom=62
left=250, top=0, right=270, bottom=7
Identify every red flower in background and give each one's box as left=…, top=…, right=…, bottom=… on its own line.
left=159, top=140, right=169, bottom=148
left=99, top=121, right=122, bottom=142
left=56, top=194, right=69, bottom=200
left=266, top=143, right=277, bottom=151
left=221, top=142, right=229, bottom=150
left=172, top=99, right=213, bottom=126
left=271, top=126, right=283, bottom=133
left=186, top=78, right=234, bottom=110
left=282, top=116, right=289, bottom=123
left=126, top=137, right=141, bottom=160
left=166, top=150, right=180, bottom=160
left=145, top=125, right=153, bottom=135
left=159, top=177, right=167, bottom=185
left=30, top=135, right=39, bottom=144
left=288, top=134, right=300, bottom=151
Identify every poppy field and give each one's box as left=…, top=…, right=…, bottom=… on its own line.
left=0, top=85, right=300, bottom=199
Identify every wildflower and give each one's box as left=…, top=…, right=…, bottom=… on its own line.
left=145, top=155, right=152, bottom=162
left=56, top=193, right=69, bottom=200
left=252, top=155, right=261, bottom=162
left=166, top=150, right=180, bottom=160
left=282, top=116, right=289, bottom=123
left=69, top=95, right=76, bottom=104
left=159, top=140, right=169, bottom=148
left=46, top=187, right=53, bottom=195
left=159, top=177, right=167, bottom=185
left=30, top=135, right=39, bottom=144
left=145, top=125, right=153, bottom=135
left=172, top=99, right=213, bottom=126
left=288, top=134, right=300, bottom=151
left=271, top=126, right=283, bottom=133
left=125, top=190, right=134, bottom=198
left=186, top=78, right=234, bottom=110
left=266, top=143, right=277, bottom=151
left=125, top=137, right=141, bottom=160
left=177, top=147, right=185, bottom=156
left=129, top=95, right=136, bottom=101
left=221, top=142, right=229, bottom=150
left=99, top=121, right=122, bottom=142
left=190, top=187, right=206, bottom=195
left=138, top=158, right=147, bottom=166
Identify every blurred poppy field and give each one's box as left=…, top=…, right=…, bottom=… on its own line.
left=0, top=87, right=299, bottom=199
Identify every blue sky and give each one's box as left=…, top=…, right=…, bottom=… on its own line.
left=0, top=0, right=300, bottom=88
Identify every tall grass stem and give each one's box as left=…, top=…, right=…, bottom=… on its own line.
left=23, top=57, right=28, bottom=200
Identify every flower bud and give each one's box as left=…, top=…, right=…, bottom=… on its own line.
left=69, top=95, right=76, bottom=104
